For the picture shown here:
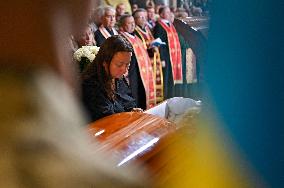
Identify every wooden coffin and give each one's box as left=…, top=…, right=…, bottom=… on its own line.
left=87, top=112, right=178, bottom=174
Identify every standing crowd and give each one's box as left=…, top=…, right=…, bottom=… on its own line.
left=72, top=3, right=200, bottom=122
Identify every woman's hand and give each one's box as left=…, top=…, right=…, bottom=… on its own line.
left=131, top=108, right=144, bottom=113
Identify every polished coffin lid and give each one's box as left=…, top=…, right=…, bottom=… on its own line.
left=88, top=112, right=177, bottom=167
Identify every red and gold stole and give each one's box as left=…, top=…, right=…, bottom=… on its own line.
left=120, top=32, right=156, bottom=108
left=134, top=26, right=154, bottom=49
left=98, top=25, right=118, bottom=39
left=158, top=20, right=183, bottom=84
left=135, top=26, right=164, bottom=103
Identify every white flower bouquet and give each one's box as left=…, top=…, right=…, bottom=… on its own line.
left=73, top=46, right=100, bottom=72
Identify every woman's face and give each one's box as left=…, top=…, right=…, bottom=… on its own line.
left=78, top=27, right=94, bottom=46
left=108, top=51, right=132, bottom=78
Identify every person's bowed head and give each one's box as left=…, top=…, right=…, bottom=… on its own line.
left=92, top=35, right=132, bottom=79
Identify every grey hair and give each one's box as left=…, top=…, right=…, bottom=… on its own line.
left=100, top=5, right=116, bottom=19
left=90, top=5, right=115, bottom=25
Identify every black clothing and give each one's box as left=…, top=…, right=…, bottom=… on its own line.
left=128, top=55, right=147, bottom=110
left=94, top=29, right=106, bottom=47
left=94, top=28, right=117, bottom=47
left=153, top=22, right=174, bottom=99
left=106, top=28, right=114, bottom=36
left=173, top=19, right=207, bottom=98
left=82, top=64, right=137, bottom=122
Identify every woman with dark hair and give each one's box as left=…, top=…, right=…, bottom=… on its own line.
left=82, top=35, right=142, bottom=122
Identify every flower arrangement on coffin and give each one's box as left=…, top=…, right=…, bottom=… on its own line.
left=73, top=45, right=100, bottom=72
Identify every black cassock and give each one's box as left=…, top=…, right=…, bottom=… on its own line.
left=94, top=28, right=114, bottom=47
left=81, top=64, right=137, bottom=122
left=128, top=55, right=147, bottom=110
left=173, top=19, right=207, bottom=99
left=153, top=22, right=175, bottom=99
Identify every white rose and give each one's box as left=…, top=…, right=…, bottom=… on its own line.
left=73, top=45, right=100, bottom=63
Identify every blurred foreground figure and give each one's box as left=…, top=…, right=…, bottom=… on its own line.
left=0, top=1, right=147, bottom=187
left=202, top=0, right=284, bottom=187
left=143, top=1, right=283, bottom=188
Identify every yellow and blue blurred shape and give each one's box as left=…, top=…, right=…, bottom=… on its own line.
left=152, top=0, right=283, bottom=187
left=153, top=115, right=261, bottom=188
